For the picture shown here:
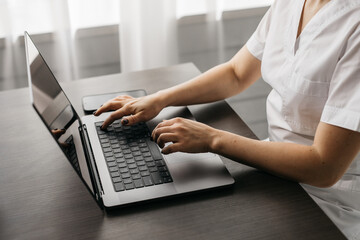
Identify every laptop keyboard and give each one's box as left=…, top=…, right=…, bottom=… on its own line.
left=64, top=135, right=81, bottom=174
left=95, top=120, right=173, bottom=192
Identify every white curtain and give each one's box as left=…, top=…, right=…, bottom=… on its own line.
left=0, top=0, right=272, bottom=91
left=0, top=0, right=74, bottom=91
left=119, top=0, right=178, bottom=72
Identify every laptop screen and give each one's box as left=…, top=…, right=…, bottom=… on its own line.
left=24, top=32, right=95, bottom=195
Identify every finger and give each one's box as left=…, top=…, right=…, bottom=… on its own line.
left=152, top=126, right=174, bottom=142
left=114, top=95, right=133, bottom=100
left=121, top=112, right=143, bottom=126
left=52, top=129, right=66, bottom=138
left=155, top=117, right=182, bottom=129
left=161, top=143, right=181, bottom=154
left=101, top=107, right=132, bottom=129
left=156, top=133, right=178, bottom=148
left=94, top=99, right=124, bottom=116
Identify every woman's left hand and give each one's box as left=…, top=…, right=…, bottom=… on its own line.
left=151, top=117, right=218, bottom=154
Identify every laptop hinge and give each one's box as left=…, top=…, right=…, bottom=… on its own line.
left=79, top=124, right=104, bottom=208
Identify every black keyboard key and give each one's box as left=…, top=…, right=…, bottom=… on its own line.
left=99, top=134, right=107, bottom=139
left=158, top=166, right=168, bottom=172
left=131, top=146, right=140, bottom=151
left=140, top=147, right=149, bottom=153
left=112, top=143, right=120, bottom=149
left=123, top=149, right=131, bottom=154
left=114, top=153, right=124, bottom=158
left=143, top=152, right=151, bottom=158
left=160, top=171, right=170, bottom=177
left=149, top=167, right=158, bottom=172
left=128, top=163, right=137, bottom=169
left=111, top=172, right=120, bottom=177
left=102, top=143, right=110, bottom=148
left=109, top=166, right=118, bottom=172
left=138, top=165, right=148, bottom=172
left=116, top=158, right=126, bottom=163
left=107, top=161, right=117, bottom=167
left=146, top=139, right=163, bottom=160
left=118, top=162, right=127, bottom=168
left=151, top=172, right=163, bottom=185
left=122, top=172, right=131, bottom=179
left=155, top=160, right=166, bottom=167
left=137, top=160, right=146, bottom=166
left=142, top=176, right=154, bottom=186
left=114, top=182, right=125, bottom=191
left=134, top=179, right=144, bottom=188
left=134, top=156, right=144, bottom=161
left=147, top=162, right=156, bottom=167
left=139, top=143, right=147, bottom=148
left=113, top=148, right=122, bottom=154
left=140, top=171, right=150, bottom=177
left=132, top=173, right=141, bottom=180
left=133, top=151, right=141, bottom=156
left=112, top=177, right=121, bottom=183
left=126, top=159, right=135, bottom=164
left=103, top=147, right=112, bottom=153
left=125, top=183, right=135, bottom=190
left=123, top=178, right=133, bottom=184
left=163, top=177, right=173, bottom=183
left=106, top=156, right=115, bottom=162
left=130, top=169, right=139, bottom=174
left=124, top=154, right=133, bottom=159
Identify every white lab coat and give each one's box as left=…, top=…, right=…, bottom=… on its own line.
left=246, top=0, right=360, bottom=238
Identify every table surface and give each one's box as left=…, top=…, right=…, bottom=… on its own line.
left=0, top=63, right=345, bottom=240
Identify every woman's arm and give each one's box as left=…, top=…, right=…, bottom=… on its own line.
left=96, top=45, right=261, bottom=128
left=160, top=46, right=261, bottom=106
left=153, top=119, right=360, bottom=188
left=159, top=45, right=261, bottom=107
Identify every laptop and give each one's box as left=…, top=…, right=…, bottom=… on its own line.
left=24, top=31, right=234, bottom=209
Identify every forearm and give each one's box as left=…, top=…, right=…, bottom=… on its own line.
left=210, top=130, right=338, bottom=188
left=158, top=62, right=240, bottom=107
left=156, top=45, right=261, bottom=108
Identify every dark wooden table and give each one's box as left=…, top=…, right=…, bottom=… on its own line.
left=0, top=63, right=345, bottom=239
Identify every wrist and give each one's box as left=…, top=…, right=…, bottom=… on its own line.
left=154, top=89, right=174, bottom=108
left=208, top=128, right=224, bottom=153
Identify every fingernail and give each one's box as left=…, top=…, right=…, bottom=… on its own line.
left=93, top=111, right=97, bottom=115
left=122, top=118, right=129, bottom=125
left=100, top=125, right=105, bottom=130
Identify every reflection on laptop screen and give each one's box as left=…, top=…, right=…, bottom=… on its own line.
left=25, top=32, right=94, bottom=194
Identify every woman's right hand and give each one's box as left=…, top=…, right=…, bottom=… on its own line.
left=94, top=92, right=166, bottom=129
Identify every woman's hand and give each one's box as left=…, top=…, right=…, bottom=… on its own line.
left=151, top=117, right=219, bottom=154
left=94, top=93, right=166, bottom=129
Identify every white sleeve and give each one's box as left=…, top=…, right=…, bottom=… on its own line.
left=321, top=26, right=360, bottom=132
left=246, top=6, right=273, bottom=60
